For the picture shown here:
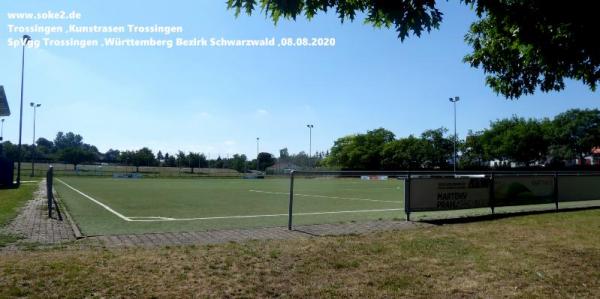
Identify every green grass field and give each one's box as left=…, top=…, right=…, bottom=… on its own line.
left=55, top=176, right=600, bottom=236
left=55, top=176, right=405, bottom=235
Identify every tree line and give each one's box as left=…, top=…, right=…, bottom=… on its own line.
left=2, top=108, right=599, bottom=172
left=0, top=131, right=280, bottom=173
left=323, top=109, right=600, bottom=170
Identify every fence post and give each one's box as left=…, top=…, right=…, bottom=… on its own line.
left=287, top=170, right=295, bottom=230
left=47, top=166, right=53, bottom=218
left=404, top=171, right=411, bottom=221
left=490, top=171, right=495, bottom=215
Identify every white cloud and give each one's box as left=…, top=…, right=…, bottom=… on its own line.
left=255, top=109, right=269, bottom=117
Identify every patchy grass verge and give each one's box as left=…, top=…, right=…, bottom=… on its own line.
left=0, top=184, right=37, bottom=248
left=0, top=184, right=37, bottom=226
left=1, top=208, right=599, bottom=297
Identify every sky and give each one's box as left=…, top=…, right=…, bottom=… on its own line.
left=0, top=0, right=598, bottom=158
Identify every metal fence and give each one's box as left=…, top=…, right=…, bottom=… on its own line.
left=287, top=170, right=600, bottom=229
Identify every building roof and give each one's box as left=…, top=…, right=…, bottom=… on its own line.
left=0, top=86, right=9, bottom=117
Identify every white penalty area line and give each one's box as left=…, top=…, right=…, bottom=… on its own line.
left=56, top=178, right=132, bottom=222
left=248, top=189, right=401, bottom=204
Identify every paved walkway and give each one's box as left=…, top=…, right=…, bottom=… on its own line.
left=1, top=180, right=76, bottom=244
left=89, top=220, right=418, bottom=248
left=2, top=181, right=420, bottom=250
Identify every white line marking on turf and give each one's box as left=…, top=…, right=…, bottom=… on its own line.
left=128, top=216, right=176, bottom=220
left=56, top=178, right=132, bottom=222
left=125, top=208, right=404, bottom=222
left=248, top=189, right=400, bottom=204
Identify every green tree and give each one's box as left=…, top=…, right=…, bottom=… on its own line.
left=230, top=154, right=248, bottom=173
left=464, top=1, right=598, bottom=98
left=121, top=148, right=156, bottom=172
left=34, top=137, right=54, bottom=161
left=59, top=148, right=95, bottom=170
left=213, top=156, right=224, bottom=168
left=227, top=0, right=442, bottom=41
left=381, top=135, right=426, bottom=169
left=176, top=151, right=187, bottom=168
left=257, top=152, right=276, bottom=171
left=228, top=1, right=598, bottom=98
left=132, top=147, right=156, bottom=171
left=103, top=149, right=120, bottom=163
left=54, top=132, right=83, bottom=150
left=1, top=141, right=19, bottom=161
left=186, top=152, right=208, bottom=173
left=118, top=148, right=154, bottom=172
left=327, top=128, right=395, bottom=170
left=549, top=109, right=600, bottom=163
left=482, top=117, right=548, bottom=166
left=164, top=153, right=177, bottom=167
left=460, top=130, right=487, bottom=167
left=420, top=128, right=453, bottom=168
left=35, top=137, right=54, bottom=153
left=118, top=150, right=135, bottom=166
left=54, top=132, right=99, bottom=167
left=187, top=152, right=200, bottom=173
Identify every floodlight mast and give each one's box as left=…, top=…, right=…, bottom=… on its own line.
left=30, top=102, right=41, bottom=177
left=449, top=96, right=460, bottom=173
left=256, top=137, right=260, bottom=171
left=306, top=124, right=314, bottom=168
left=17, top=35, right=32, bottom=186
left=0, top=119, right=4, bottom=141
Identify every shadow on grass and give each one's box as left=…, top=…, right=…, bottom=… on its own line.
left=421, top=205, right=600, bottom=226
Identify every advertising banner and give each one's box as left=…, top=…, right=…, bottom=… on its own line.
left=360, top=175, right=389, bottom=181
left=493, top=175, right=555, bottom=206
left=558, top=176, right=600, bottom=202
left=409, top=177, right=490, bottom=211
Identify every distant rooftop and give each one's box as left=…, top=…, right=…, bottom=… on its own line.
left=0, top=86, right=9, bottom=117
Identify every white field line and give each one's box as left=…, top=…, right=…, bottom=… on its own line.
left=128, top=216, right=176, bottom=220
left=125, top=208, right=404, bottom=222
left=56, top=178, right=132, bottom=221
left=248, top=189, right=400, bottom=204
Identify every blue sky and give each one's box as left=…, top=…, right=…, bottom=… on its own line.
left=1, top=0, right=598, bottom=158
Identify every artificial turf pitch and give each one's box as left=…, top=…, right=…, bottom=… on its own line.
left=55, top=177, right=405, bottom=236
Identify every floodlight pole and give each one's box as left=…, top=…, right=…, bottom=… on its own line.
left=306, top=124, right=314, bottom=168
left=449, top=96, right=460, bottom=173
left=30, top=102, right=41, bottom=177
left=256, top=137, right=260, bottom=171
left=0, top=119, right=4, bottom=141
left=17, top=35, right=32, bottom=186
